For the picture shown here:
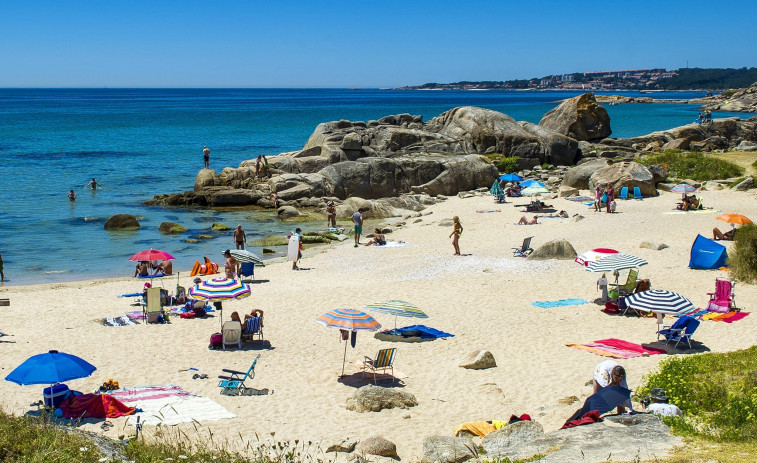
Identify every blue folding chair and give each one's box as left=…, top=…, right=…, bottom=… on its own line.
left=240, top=262, right=255, bottom=280
left=657, top=315, right=700, bottom=349
left=218, top=354, right=263, bottom=395
left=619, top=186, right=629, bottom=199
left=633, top=187, right=642, bottom=199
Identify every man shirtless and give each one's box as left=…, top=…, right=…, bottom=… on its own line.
left=224, top=250, right=240, bottom=279
left=85, top=178, right=101, bottom=190
left=203, top=146, right=210, bottom=168
left=155, top=260, right=173, bottom=275
left=233, top=225, right=247, bottom=250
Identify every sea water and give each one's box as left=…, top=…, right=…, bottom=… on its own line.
left=0, top=88, right=747, bottom=285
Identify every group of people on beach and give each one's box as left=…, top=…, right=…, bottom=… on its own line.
left=594, top=184, right=617, bottom=213
left=133, top=259, right=172, bottom=277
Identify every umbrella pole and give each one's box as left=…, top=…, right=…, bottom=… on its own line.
left=340, top=337, right=348, bottom=378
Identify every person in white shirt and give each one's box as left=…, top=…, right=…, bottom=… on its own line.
left=643, top=388, right=683, bottom=417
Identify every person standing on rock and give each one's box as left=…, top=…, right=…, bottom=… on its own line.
left=233, top=225, right=247, bottom=250
left=351, top=210, right=363, bottom=247
left=255, top=155, right=262, bottom=178
left=203, top=146, right=210, bottom=169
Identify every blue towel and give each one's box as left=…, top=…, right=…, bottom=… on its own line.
left=395, top=325, right=454, bottom=338
left=137, top=273, right=165, bottom=279
left=119, top=292, right=144, bottom=298
left=531, top=298, right=590, bottom=308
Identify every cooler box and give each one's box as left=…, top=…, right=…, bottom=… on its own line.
left=240, top=262, right=255, bottom=279
left=43, top=384, right=70, bottom=408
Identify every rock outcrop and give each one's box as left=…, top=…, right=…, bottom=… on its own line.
left=539, top=93, right=612, bottom=141
left=158, top=222, right=187, bottom=234
left=355, top=436, right=399, bottom=459
left=104, top=214, right=140, bottom=230
left=421, top=436, right=477, bottom=463
left=699, top=82, right=757, bottom=113
left=528, top=240, right=577, bottom=260
left=346, top=385, right=418, bottom=413
left=459, top=351, right=497, bottom=370
left=588, top=161, right=658, bottom=197
left=561, top=159, right=609, bottom=190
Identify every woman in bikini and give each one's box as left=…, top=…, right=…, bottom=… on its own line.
left=449, top=216, right=463, bottom=255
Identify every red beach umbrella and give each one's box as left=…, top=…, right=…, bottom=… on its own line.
left=128, top=249, right=175, bottom=262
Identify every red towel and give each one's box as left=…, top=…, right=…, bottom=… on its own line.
left=721, top=312, right=749, bottom=323
left=594, top=338, right=666, bottom=355
left=59, top=393, right=135, bottom=419
left=561, top=410, right=603, bottom=429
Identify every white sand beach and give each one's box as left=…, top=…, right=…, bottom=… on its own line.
left=1, top=189, right=755, bottom=460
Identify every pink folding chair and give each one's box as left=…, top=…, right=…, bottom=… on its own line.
left=706, top=278, right=736, bottom=313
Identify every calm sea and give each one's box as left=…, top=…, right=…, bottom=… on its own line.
left=0, top=88, right=745, bottom=285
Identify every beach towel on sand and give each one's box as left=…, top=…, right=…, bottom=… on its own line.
left=110, top=385, right=235, bottom=425
left=102, top=315, right=139, bottom=326
left=532, top=298, right=589, bottom=308
left=567, top=339, right=665, bottom=359
left=395, top=325, right=454, bottom=338
left=59, top=393, right=135, bottom=419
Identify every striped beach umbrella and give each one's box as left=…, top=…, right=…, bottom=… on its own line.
left=365, top=300, right=428, bottom=331
left=671, top=184, right=697, bottom=193
left=624, top=289, right=694, bottom=315
left=317, top=308, right=381, bottom=377
left=521, top=186, right=550, bottom=196
left=189, top=277, right=251, bottom=301
left=585, top=254, right=648, bottom=273
left=221, top=249, right=265, bottom=266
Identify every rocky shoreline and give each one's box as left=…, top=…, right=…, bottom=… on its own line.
left=145, top=93, right=757, bottom=223
left=596, top=81, right=757, bottom=113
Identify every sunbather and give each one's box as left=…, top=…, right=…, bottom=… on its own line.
left=364, top=228, right=387, bottom=246
left=517, top=215, right=539, bottom=225
left=133, top=261, right=149, bottom=277
left=713, top=227, right=736, bottom=241
left=244, top=309, right=264, bottom=327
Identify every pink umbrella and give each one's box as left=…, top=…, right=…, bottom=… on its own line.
left=128, top=249, right=175, bottom=262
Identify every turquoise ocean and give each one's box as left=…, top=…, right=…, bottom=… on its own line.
left=0, top=89, right=746, bottom=285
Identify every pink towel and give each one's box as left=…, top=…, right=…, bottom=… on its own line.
left=720, top=312, right=749, bottom=323
left=594, top=338, right=666, bottom=355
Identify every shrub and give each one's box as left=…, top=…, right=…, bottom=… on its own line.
left=730, top=224, right=757, bottom=283
left=636, top=346, right=757, bottom=441
left=638, top=152, right=744, bottom=181
left=485, top=153, right=520, bottom=173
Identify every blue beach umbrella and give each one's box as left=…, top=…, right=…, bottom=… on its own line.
left=5, top=350, right=97, bottom=386
left=520, top=179, right=545, bottom=188
left=499, top=173, right=523, bottom=182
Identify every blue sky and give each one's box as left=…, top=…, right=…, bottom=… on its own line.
left=2, top=0, right=755, bottom=87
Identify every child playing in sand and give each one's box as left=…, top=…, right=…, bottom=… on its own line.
left=449, top=216, right=463, bottom=255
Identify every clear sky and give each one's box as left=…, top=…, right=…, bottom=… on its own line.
left=2, top=0, right=755, bottom=88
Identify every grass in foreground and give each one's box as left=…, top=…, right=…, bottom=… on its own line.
left=636, top=346, right=757, bottom=462
left=638, top=151, right=744, bottom=182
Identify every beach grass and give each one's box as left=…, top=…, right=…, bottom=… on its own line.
left=729, top=224, right=757, bottom=283
left=638, top=151, right=744, bottom=181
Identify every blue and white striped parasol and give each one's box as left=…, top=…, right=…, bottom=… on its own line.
left=623, top=289, right=694, bottom=315
left=671, top=184, right=696, bottom=193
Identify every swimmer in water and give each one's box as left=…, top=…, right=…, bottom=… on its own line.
left=68, top=189, right=77, bottom=201
left=85, top=178, right=101, bottom=190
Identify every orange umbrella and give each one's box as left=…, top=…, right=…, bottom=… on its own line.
left=716, top=214, right=753, bottom=225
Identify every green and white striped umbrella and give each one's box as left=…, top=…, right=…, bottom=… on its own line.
left=365, top=300, right=428, bottom=331
left=521, top=186, right=550, bottom=196
left=585, top=254, right=648, bottom=273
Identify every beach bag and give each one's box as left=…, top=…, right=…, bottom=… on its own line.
left=209, top=332, right=223, bottom=349
left=603, top=301, right=619, bottom=314
left=601, top=192, right=608, bottom=204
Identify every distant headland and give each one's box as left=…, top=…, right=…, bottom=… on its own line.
left=398, top=67, right=757, bottom=92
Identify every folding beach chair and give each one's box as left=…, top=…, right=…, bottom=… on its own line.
left=610, top=269, right=640, bottom=309
left=657, top=315, right=700, bottom=349
left=239, top=262, right=255, bottom=281
left=633, top=187, right=642, bottom=199
left=218, top=354, right=265, bottom=395
left=144, top=287, right=164, bottom=323
left=222, top=321, right=242, bottom=350
left=242, top=315, right=263, bottom=341
left=706, top=278, right=736, bottom=312
left=363, top=348, right=396, bottom=384
left=619, top=186, right=629, bottom=199
left=512, top=237, right=534, bottom=257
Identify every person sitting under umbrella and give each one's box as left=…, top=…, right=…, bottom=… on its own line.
left=713, top=226, right=736, bottom=241
left=154, top=259, right=172, bottom=275
left=224, top=250, right=240, bottom=278
left=134, top=261, right=149, bottom=277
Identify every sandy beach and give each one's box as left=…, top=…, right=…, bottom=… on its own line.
left=1, top=188, right=755, bottom=460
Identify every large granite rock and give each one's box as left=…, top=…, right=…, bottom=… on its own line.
left=104, top=214, right=140, bottom=230
left=528, top=239, right=577, bottom=260
left=700, top=82, right=757, bottom=113
left=459, top=351, right=497, bottom=370
left=346, top=385, right=418, bottom=413
left=482, top=414, right=681, bottom=462
left=539, top=93, right=612, bottom=141
left=355, top=436, right=399, bottom=460
left=562, top=158, right=609, bottom=189
left=588, top=161, right=657, bottom=197
left=732, top=176, right=754, bottom=191
left=421, top=436, right=478, bottom=463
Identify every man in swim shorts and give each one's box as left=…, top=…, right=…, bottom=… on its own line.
left=203, top=146, right=210, bottom=169
left=233, top=225, right=247, bottom=250
left=351, top=210, right=363, bottom=247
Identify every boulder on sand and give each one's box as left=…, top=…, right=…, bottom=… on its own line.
left=539, top=93, right=612, bottom=141
left=459, top=350, right=497, bottom=370
left=346, top=385, right=418, bottom=413
left=421, top=436, right=478, bottom=463
left=528, top=239, right=577, bottom=260
left=588, top=161, right=657, bottom=197
left=104, top=214, right=140, bottom=230
left=562, top=158, right=609, bottom=190
left=355, top=436, right=399, bottom=459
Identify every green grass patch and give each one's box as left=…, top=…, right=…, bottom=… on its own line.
left=485, top=153, right=520, bottom=173
left=751, top=159, right=757, bottom=170
left=729, top=224, right=757, bottom=283
left=636, top=346, right=757, bottom=442
left=638, top=152, right=744, bottom=181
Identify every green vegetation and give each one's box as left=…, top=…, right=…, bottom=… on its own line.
left=636, top=346, right=757, bottom=441
left=638, top=151, right=744, bottom=181
left=729, top=224, right=757, bottom=283
left=656, top=67, right=757, bottom=90
left=485, top=153, right=520, bottom=173
left=251, top=235, right=289, bottom=246
left=751, top=159, right=757, bottom=170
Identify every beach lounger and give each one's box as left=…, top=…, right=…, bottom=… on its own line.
left=657, top=315, right=700, bottom=349
left=707, top=278, right=736, bottom=312
left=633, top=186, right=642, bottom=199
left=218, top=354, right=261, bottom=395
left=242, top=316, right=263, bottom=341
left=222, top=321, right=242, bottom=350
left=619, top=186, right=629, bottom=199
left=610, top=269, right=639, bottom=309
left=363, top=348, right=396, bottom=384
left=512, top=237, right=533, bottom=257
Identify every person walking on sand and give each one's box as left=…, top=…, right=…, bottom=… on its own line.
left=291, top=228, right=302, bottom=270
left=85, top=178, right=101, bottom=191
left=203, top=146, right=210, bottom=169
left=449, top=216, right=463, bottom=255
left=606, top=184, right=615, bottom=213
left=351, top=210, right=363, bottom=247
left=326, top=201, right=337, bottom=228
left=594, top=185, right=602, bottom=212
left=233, top=225, right=247, bottom=250
left=68, top=189, right=77, bottom=201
